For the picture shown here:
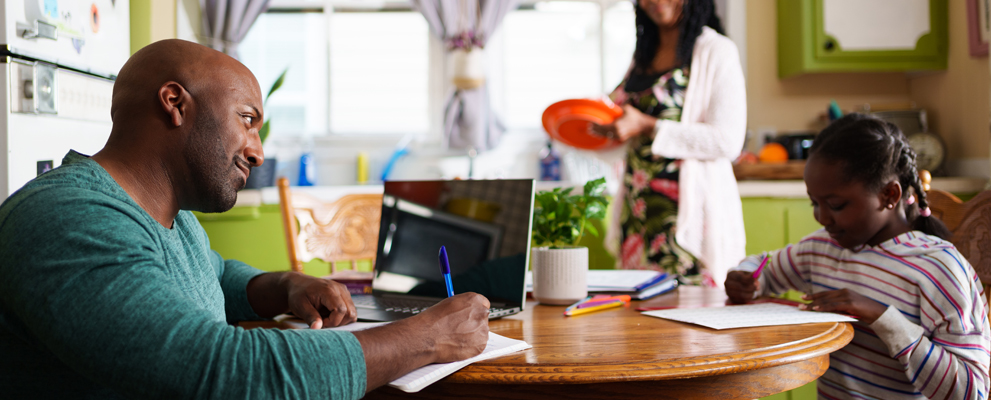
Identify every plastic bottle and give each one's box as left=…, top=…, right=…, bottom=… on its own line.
left=356, top=152, right=369, bottom=184
left=538, top=141, right=561, bottom=181
left=298, top=138, right=315, bottom=186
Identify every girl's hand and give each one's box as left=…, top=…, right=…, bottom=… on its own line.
left=590, top=104, right=657, bottom=142
left=724, top=270, right=759, bottom=304
left=799, top=289, right=888, bottom=324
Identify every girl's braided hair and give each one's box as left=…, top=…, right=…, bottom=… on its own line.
left=808, top=113, right=951, bottom=240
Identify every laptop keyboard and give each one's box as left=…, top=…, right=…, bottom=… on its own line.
left=353, top=296, right=515, bottom=318
left=353, top=296, right=434, bottom=314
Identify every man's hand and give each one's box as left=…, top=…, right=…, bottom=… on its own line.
left=799, top=289, right=887, bottom=324
left=590, top=104, right=657, bottom=142
left=352, top=292, right=490, bottom=392
left=725, top=270, right=759, bottom=304
left=410, top=293, right=491, bottom=364
left=283, top=273, right=357, bottom=329
left=245, top=271, right=356, bottom=328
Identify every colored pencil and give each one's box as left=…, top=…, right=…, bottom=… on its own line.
left=565, top=300, right=623, bottom=316
left=752, top=254, right=769, bottom=279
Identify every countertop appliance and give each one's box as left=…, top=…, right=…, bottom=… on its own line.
left=871, top=109, right=946, bottom=173
left=774, top=132, right=817, bottom=160
left=1, top=0, right=129, bottom=198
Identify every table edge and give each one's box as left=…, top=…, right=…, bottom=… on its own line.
left=447, top=321, right=855, bottom=384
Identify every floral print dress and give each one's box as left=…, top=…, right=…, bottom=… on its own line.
left=611, top=66, right=712, bottom=287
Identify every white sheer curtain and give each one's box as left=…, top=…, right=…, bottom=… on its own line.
left=199, top=0, right=270, bottom=58
left=411, top=0, right=518, bottom=152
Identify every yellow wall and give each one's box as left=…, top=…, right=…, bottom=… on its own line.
left=129, top=0, right=177, bottom=54
left=746, top=0, right=990, bottom=165
left=908, top=0, right=990, bottom=161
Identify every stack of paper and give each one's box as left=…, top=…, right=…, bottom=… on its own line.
left=317, top=322, right=531, bottom=393
left=526, top=270, right=677, bottom=300
left=586, top=270, right=677, bottom=300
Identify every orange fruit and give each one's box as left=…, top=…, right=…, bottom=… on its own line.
left=758, top=142, right=789, bottom=163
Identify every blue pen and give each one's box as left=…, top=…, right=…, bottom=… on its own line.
left=438, top=246, right=454, bottom=297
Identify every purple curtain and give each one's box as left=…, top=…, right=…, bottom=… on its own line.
left=199, top=0, right=270, bottom=58
left=412, top=0, right=518, bottom=152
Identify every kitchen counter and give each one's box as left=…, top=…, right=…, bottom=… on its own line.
left=234, top=181, right=584, bottom=207
left=736, top=177, right=988, bottom=198
left=234, top=185, right=383, bottom=207
left=234, top=177, right=988, bottom=206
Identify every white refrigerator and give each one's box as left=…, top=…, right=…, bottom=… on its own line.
left=0, top=0, right=129, bottom=198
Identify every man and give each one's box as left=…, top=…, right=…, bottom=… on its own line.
left=0, top=39, right=490, bottom=399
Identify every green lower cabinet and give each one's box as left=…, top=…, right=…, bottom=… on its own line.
left=579, top=217, right=616, bottom=270
left=193, top=205, right=343, bottom=276
left=743, top=197, right=821, bottom=400
left=786, top=201, right=821, bottom=245
left=763, top=381, right=818, bottom=400
left=742, top=197, right=820, bottom=255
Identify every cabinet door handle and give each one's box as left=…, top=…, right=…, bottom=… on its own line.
left=823, top=40, right=836, bottom=51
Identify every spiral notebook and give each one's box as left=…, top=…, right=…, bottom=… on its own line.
left=316, top=321, right=531, bottom=393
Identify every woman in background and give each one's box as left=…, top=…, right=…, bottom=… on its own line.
left=594, top=0, right=747, bottom=286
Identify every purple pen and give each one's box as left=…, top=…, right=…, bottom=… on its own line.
left=439, top=246, right=454, bottom=297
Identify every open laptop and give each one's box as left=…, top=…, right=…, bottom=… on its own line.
left=353, top=179, right=535, bottom=322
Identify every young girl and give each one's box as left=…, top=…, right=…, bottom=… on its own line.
left=725, top=114, right=990, bottom=399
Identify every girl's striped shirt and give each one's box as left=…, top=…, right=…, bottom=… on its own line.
left=735, top=229, right=990, bottom=399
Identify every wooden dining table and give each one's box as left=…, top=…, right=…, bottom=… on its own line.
left=363, top=286, right=854, bottom=400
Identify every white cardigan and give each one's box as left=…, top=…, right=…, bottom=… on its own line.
left=605, top=27, right=747, bottom=287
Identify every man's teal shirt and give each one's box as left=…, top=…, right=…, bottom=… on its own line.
left=0, top=151, right=366, bottom=399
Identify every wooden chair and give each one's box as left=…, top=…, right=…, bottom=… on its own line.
left=277, top=177, right=382, bottom=275
left=920, top=171, right=991, bottom=291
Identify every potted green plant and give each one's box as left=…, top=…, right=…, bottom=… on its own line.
left=243, top=68, right=288, bottom=189
left=530, top=177, right=608, bottom=305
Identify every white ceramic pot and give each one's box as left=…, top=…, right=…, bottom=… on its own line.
left=531, top=246, right=588, bottom=305
left=450, top=47, right=485, bottom=90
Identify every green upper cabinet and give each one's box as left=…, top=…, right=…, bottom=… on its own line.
left=778, top=0, right=948, bottom=78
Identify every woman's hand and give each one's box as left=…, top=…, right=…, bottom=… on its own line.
left=724, top=270, right=758, bottom=304
left=590, top=104, right=658, bottom=142
left=799, top=289, right=888, bottom=324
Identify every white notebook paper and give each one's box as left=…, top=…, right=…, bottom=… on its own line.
left=302, top=321, right=531, bottom=393
left=642, top=302, right=857, bottom=330
left=387, top=332, right=531, bottom=392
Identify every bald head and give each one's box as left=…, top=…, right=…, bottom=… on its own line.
left=111, top=39, right=262, bottom=125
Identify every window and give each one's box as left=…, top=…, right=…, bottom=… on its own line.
left=240, top=11, right=329, bottom=138
left=239, top=1, right=428, bottom=139
left=328, top=11, right=429, bottom=135
left=239, top=0, right=636, bottom=139
left=491, top=1, right=635, bottom=131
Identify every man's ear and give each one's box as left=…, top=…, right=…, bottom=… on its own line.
left=880, top=180, right=903, bottom=210
left=158, top=82, right=191, bottom=127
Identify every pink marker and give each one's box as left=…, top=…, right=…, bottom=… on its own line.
left=752, top=254, right=769, bottom=279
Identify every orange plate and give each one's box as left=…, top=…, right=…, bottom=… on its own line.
left=542, top=99, right=624, bottom=150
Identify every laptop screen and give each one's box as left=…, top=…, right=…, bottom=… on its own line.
left=373, top=179, right=534, bottom=307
